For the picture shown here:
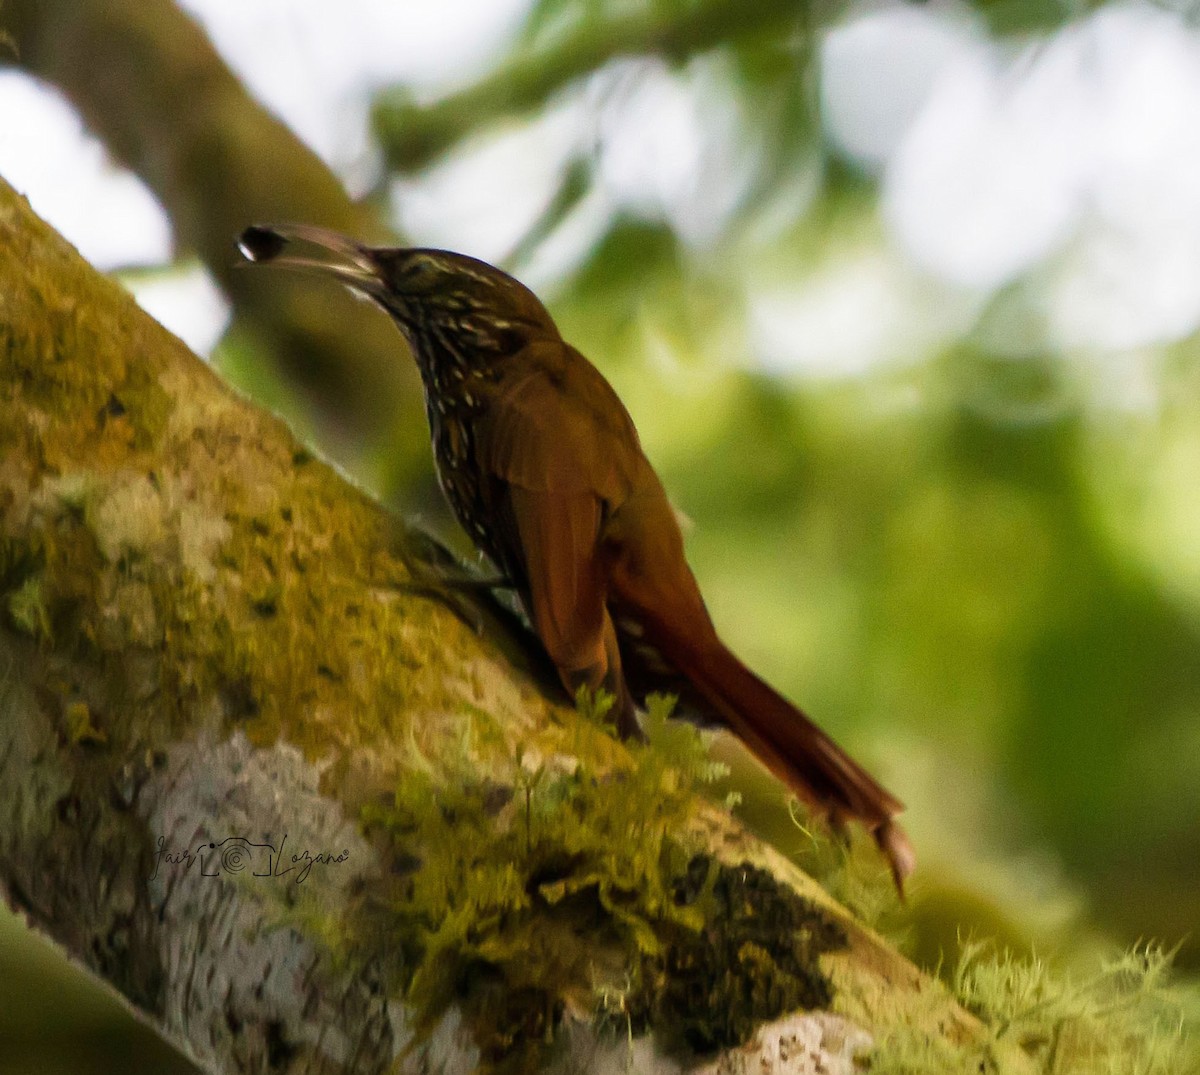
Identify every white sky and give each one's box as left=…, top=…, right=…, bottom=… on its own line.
left=2, top=0, right=1200, bottom=370
left=825, top=1, right=1200, bottom=353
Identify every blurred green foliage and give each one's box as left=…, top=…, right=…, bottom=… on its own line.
left=874, top=941, right=1199, bottom=1073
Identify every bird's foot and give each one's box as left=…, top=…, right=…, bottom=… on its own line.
left=616, top=699, right=646, bottom=743
left=388, top=529, right=513, bottom=633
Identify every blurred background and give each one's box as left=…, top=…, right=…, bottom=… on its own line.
left=1, top=0, right=1199, bottom=1069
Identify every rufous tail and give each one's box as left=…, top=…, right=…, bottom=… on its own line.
left=650, top=627, right=914, bottom=892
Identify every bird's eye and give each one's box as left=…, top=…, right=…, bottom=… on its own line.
left=403, top=254, right=439, bottom=282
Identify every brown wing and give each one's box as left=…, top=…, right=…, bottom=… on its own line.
left=499, top=486, right=610, bottom=674
left=478, top=341, right=642, bottom=500
left=474, top=342, right=642, bottom=676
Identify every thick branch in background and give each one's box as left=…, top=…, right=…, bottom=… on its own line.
left=374, top=0, right=826, bottom=173
left=1, top=0, right=431, bottom=486
left=370, top=0, right=1114, bottom=174
left=0, top=180, right=1006, bottom=1072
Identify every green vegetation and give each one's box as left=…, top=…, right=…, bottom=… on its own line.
left=872, top=942, right=1198, bottom=1074
left=355, top=693, right=846, bottom=1070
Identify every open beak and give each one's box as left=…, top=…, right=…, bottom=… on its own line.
left=237, top=224, right=384, bottom=297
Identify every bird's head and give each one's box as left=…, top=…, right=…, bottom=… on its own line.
left=238, top=224, right=558, bottom=367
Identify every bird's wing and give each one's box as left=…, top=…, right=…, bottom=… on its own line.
left=474, top=343, right=640, bottom=673
left=497, top=486, right=610, bottom=674
left=476, top=342, right=642, bottom=501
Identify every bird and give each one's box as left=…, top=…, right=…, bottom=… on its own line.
left=238, top=223, right=915, bottom=891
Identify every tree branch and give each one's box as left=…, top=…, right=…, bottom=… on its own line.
left=0, top=177, right=1011, bottom=1073
left=373, top=0, right=826, bottom=173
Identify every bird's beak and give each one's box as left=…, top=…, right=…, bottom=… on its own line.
left=237, top=224, right=384, bottom=297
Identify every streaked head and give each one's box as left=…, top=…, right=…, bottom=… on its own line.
left=238, top=224, right=557, bottom=361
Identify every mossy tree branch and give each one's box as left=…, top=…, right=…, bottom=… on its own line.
left=1, top=0, right=431, bottom=486
left=0, top=179, right=1012, bottom=1073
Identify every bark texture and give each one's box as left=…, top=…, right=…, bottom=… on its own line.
left=0, top=179, right=1010, bottom=1073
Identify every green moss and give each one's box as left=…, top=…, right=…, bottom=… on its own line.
left=6, top=574, right=52, bottom=642
left=0, top=536, right=47, bottom=644
left=0, top=513, right=111, bottom=653
left=869, top=941, right=1198, bottom=1074
left=353, top=696, right=846, bottom=1071
left=115, top=368, right=172, bottom=454
left=783, top=802, right=906, bottom=940
left=0, top=534, right=45, bottom=592
left=65, top=700, right=107, bottom=746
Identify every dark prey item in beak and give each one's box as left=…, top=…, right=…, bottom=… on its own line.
left=236, top=224, right=384, bottom=295
left=238, top=225, right=287, bottom=262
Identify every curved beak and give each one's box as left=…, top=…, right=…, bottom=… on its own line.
left=237, top=224, right=384, bottom=297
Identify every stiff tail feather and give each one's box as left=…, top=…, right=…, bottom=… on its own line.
left=650, top=628, right=915, bottom=892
